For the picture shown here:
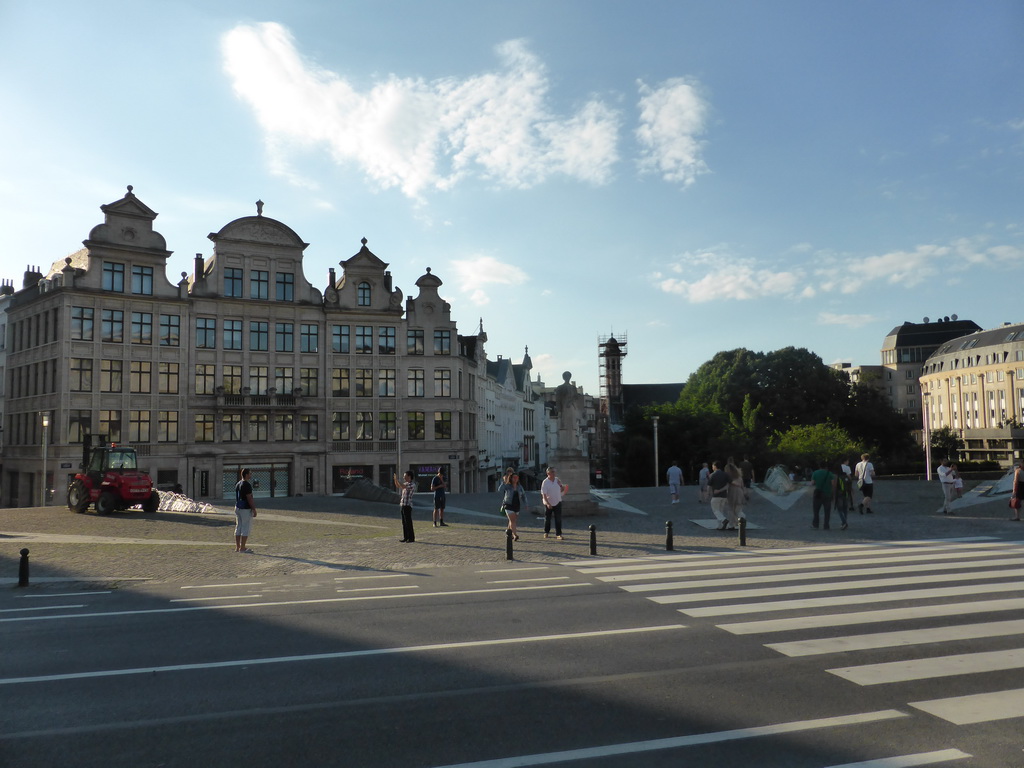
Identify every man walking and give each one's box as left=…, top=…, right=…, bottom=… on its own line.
left=666, top=461, right=683, bottom=504
left=430, top=469, right=448, bottom=526
left=541, top=467, right=567, bottom=540
left=393, top=471, right=416, bottom=543
left=855, top=453, right=876, bottom=514
left=937, top=458, right=957, bottom=515
left=810, top=461, right=836, bottom=530
left=708, top=461, right=735, bottom=530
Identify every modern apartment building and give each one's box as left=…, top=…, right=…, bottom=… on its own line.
left=2, top=188, right=481, bottom=505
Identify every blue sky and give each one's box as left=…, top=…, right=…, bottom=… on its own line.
left=2, top=1, right=1022, bottom=395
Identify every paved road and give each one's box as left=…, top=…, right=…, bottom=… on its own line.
left=1, top=478, right=1021, bottom=587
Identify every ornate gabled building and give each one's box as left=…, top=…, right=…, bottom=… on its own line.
left=2, top=187, right=480, bottom=506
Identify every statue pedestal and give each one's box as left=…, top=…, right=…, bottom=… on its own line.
left=551, top=451, right=602, bottom=517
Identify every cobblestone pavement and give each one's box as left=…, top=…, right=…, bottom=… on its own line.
left=1, top=478, right=1020, bottom=589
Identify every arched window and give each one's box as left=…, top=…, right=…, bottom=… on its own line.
left=357, top=282, right=371, bottom=306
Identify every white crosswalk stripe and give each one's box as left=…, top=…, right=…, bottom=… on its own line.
left=570, top=538, right=1024, bottom=726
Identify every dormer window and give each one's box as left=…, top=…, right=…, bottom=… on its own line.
left=357, top=282, right=371, bottom=306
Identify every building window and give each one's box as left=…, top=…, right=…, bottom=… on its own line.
left=102, top=262, right=125, bottom=292
left=159, top=314, right=180, bottom=347
left=225, top=267, right=243, bottom=298
left=131, top=265, right=154, bottom=295
left=434, top=411, right=452, bottom=440
left=248, top=413, right=268, bottom=442
left=379, top=412, right=396, bottom=441
left=332, top=325, right=350, bottom=353
left=299, top=414, right=318, bottom=441
left=223, top=414, right=242, bottom=442
left=68, top=410, right=90, bottom=444
left=355, top=326, right=373, bottom=354
left=408, top=369, right=425, bottom=397
left=131, top=361, right=152, bottom=394
left=196, top=364, right=216, bottom=395
left=249, top=366, right=269, bottom=395
left=275, top=367, right=294, bottom=394
left=274, top=414, right=294, bottom=441
left=100, top=359, right=123, bottom=393
left=276, top=323, right=294, bottom=352
left=71, top=307, right=94, bottom=341
left=70, top=358, right=93, bottom=391
left=158, top=411, right=178, bottom=443
left=276, top=272, right=294, bottom=301
left=407, top=329, right=424, bottom=355
left=356, top=412, right=373, bottom=440
left=355, top=368, right=373, bottom=397
left=99, top=410, right=122, bottom=443
left=357, top=282, right=371, bottom=306
left=131, top=312, right=153, bottom=345
left=300, top=324, right=319, bottom=353
left=223, top=365, right=242, bottom=394
left=224, top=320, right=242, bottom=350
left=434, top=369, right=451, bottom=397
left=378, top=327, right=396, bottom=355
left=251, top=270, right=269, bottom=300
left=332, top=368, right=350, bottom=396
left=407, top=411, right=425, bottom=440
left=129, top=410, right=151, bottom=443
left=159, top=362, right=179, bottom=394
left=196, top=318, right=216, bottom=349
left=378, top=369, right=396, bottom=397
left=250, top=321, right=268, bottom=351
left=300, top=368, right=318, bottom=397
left=195, top=414, right=215, bottom=442
left=332, top=412, right=350, bottom=440
left=433, top=330, right=451, bottom=355
left=101, top=309, right=124, bottom=343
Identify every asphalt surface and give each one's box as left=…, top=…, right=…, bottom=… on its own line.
left=2, top=477, right=1021, bottom=588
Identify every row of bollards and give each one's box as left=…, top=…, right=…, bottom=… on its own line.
left=503, top=518, right=749, bottom=560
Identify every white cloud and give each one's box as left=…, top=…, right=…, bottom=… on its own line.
left=657, top=262, right=800, bottom=302
left=635, top=77, right=709, bottom=187
left=221, top=24, right=620, bottom=198
left=449, top=254, right=529, bottom=305
left=818, top=312, right=876, bottom=328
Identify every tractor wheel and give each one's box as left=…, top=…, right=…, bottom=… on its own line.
left=96, top=491, right=118, bottom=516
left=142, top=491, right=159, bottom=514
left=67, top=480, right=90, bottom=514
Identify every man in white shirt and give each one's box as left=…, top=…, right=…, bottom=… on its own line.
left=666, top=461, right=683, bottom=504
left=540, top=467, right=567, bottom=540
left=936, top=458, right=957, bottom=515
left=855, top=453, right=875, bottom=514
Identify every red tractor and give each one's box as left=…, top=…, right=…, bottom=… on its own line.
left=67, top=434, right=160, bottom=515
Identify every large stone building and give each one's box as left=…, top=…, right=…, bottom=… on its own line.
left=2, top=188, right=482, bottom=505
left=919, top=321, right=1024, bottom=466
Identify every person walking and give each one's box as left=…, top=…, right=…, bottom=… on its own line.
left=739, top=455, right=755, bottom=489
left=393, top=470, right=416, bottom=543
left=833, top=463, right=850, bottom=530
left=855, top=453, right=876, bottom=514
left=540, top=467, right=567, bottom=540
left=498, top=469, right=527, bottom=541
left=708, top=461, right=735, bottom=530
left=430, top=469, right=448, bottom=527
left=666, top=461, right=683, bottom=504
left=937, top=458, right=957, bottom=515
left=234, top=467, right=257, bottom=552
left=697, top=462, right=710, bottom=503
left=810, top=461, right=836, bottom=529
left=725, top=460, right=746, bottom=525
left=840, top=457, right=855, bottom=510
left=1011, top=461, right=1024, bottom=522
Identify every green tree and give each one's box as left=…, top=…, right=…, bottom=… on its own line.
left=930, top=426, right=963, bottom=462
left=771, top=422, right=859, bottom=466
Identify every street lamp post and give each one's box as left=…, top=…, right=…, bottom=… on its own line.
left=922, top=391, right=932, bottom=481
left=40, top=411, right=50, bottom=507
left=652, top=415, right=660, bottom=488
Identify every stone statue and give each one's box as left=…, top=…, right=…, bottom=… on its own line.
left=555, top=371, right=583, bottom=452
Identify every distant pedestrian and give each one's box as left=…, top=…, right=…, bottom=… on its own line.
left=234, top=468, right=257, bottom=553
left=952, top=463, right=964, bottom=498
left=739, top=455, right=755, bottom=489
left=666, top=461, right=683, bottom=504
left=811, top=461, right=836, bottom=529
left=840, top=458, right=854, bottom=508
left=855, top=453, right=876, bottom=514
left=708, top=461, right=735, bottom=530
left=725, top=460, right=747, bottom=523
left=498, top=469, right=527, bottom=541
left=698, top=463, right=710, bottom=503
left=833, top=463, right=850, bottom=530
left=431, top=469, right=448, bottom=527
left=937, top=459, right=957, bottom=515
left=540, top=467, right=567, bottom=540
left=393, top=471, right=416, bottom=543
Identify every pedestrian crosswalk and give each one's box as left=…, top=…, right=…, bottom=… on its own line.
left=567, top=537, right=1024, bottom=728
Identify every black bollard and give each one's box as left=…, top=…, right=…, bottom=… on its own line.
left=17, top=548, right=29, bottom=588
left=665, top=520, right=674, bottom=551
left=506, top=529, right=514, bottom=561
left=738, top=517, right=747, bottom=546
left=589, top=524, right=597, bottom=556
